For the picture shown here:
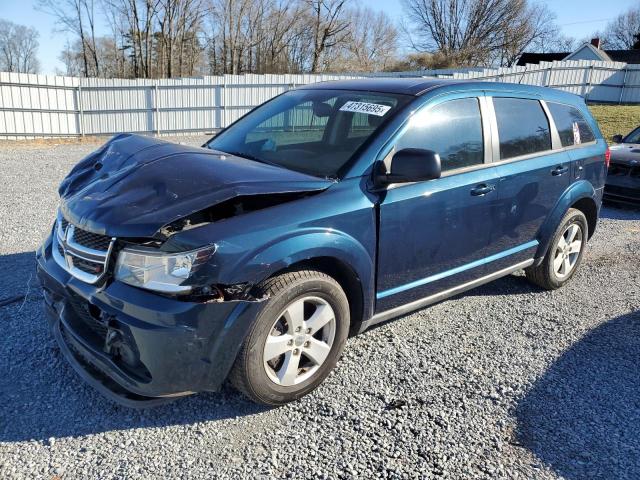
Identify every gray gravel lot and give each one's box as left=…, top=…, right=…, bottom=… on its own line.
left=1, top=136, right=639, bottom=479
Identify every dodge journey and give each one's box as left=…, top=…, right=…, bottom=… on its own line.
left=37, top=79, right=608, bottom=406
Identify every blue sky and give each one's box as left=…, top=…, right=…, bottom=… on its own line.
left=0, top=0, right=637, bottom=75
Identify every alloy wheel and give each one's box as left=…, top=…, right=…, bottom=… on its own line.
left=263, top=296, right=336, bottom=386
left=553, top=222, right=583, bottom=279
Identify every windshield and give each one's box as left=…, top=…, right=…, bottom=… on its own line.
left=624, top=127, right=640, bottom=144
left=206, top=89, right=412, bottom=178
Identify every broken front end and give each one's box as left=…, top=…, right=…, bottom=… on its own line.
left=36, top=213, right=267, bottom=406
left=36, top=134, right=333, bottom=406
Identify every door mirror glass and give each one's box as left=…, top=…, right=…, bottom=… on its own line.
left=612, top=134, right=623, bottom=143
left=381, top=148, right=441, bottom=184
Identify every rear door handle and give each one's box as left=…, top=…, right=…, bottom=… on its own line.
left=551, top=165, right=569, bottom=176
left=470, top=184, right=496, bottom=196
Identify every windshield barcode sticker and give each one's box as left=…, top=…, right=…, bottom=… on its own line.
left=339, top=101, right=391, bottom=117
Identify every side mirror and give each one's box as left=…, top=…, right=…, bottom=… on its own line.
left=379, top=148, right=441, bottom=184
left=612, top=134, right=623, bottom=143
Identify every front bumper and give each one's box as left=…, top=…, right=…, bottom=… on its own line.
left=36, top=233, right=263, bottom=407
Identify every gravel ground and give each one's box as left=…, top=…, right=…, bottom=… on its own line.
left=1, top=136, right=639, bottom=479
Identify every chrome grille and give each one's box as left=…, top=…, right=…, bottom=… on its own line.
left=72, top=228, right=112, bottom=251
left=53, top=213, right=115, bottom=284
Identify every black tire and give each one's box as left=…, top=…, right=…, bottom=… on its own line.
left=525, top=208, right=588, bottom=290
left=228, top=269, right=349, bottom=406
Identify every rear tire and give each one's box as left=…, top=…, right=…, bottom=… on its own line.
left=525, top=208, right=588, bottom=290
left=229, top=269, right=349, bottom=406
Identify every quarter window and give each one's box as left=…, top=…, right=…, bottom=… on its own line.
left=394, top=97, right=484, bottom=172
left=624, top=126, right=640, bottom=143
left=493, top=98, right=551, bottom=160
left=547, top=102, right=595, bottom=147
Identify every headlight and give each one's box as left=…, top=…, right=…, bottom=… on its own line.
left=114, top=245, right=215, bottom=293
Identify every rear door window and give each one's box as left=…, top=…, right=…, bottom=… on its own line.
left=547, top=102, right=596, bottom=147
left=493, top=98, right=551, bottom=160
left=395, top=97, right=484, bottom=172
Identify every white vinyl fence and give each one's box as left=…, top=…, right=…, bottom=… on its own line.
left=1, top=60, right=639, bottom=139
left=441, top=60, right=640, bottom=104
left=0, top=73, right=365, bottom=139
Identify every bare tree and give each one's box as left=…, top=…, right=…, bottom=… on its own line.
left=101, top=1, right=131, bottom=77
left=59, top=36, right=131, bottom=77
left=401, top=0, right=558, bottom=67
left=205, top=0, right=275, bottom=74
left=601, top=5, right=640, bottom=49
left=306, top=0, right=350, bottom=72
left=59, top=0, right=207, bottom=78
left=337, top=7, right=398, bottom=72
left=497, top=2, right=557, bottom=66
left=0, top=20, right=40, bottom=73
left=101, top=0, right=159, bottom=77
left=59, top=41, right=81, bottom=75
left=49, top=0, right=401, bottom=78
left=156, top=0, right=206, bottom=77
left=535, top=33, right=576, bottom=54
left=38, top=0, right=101, bottom=76
left=386, top=51, right=458, bottom=71
left=207, top=0, right=245, bottom=74
left=255, top=0, right=306, bottom=73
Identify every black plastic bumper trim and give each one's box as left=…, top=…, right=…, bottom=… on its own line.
left=50, top=309, right=183, bottom=409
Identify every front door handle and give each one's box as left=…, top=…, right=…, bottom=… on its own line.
left=551, top=165, right=569, bottom=176
left=470, top=184, right=496, bottom=196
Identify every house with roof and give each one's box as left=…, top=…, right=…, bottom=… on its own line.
left=517, top=38, right=640, bottom=66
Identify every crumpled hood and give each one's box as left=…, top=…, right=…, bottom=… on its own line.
left=610, top=143, right=640, bottom=165
left=59, top=133, right=332, bottom=238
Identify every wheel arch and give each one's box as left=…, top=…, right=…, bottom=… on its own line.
left=225, top=229, right=375, bottom=331
left=265, top=257, right=366, bottom=336
left=571, top=197, right=598, bottom=240
left=534, top=180, right=599, bottom=261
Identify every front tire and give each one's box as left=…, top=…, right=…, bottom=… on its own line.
left=229, top=269, right=349, bottom=406
left=525, top=208, right=588, bottom=290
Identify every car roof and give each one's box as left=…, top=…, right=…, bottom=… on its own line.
left=297, top=78, right=457, bottom=96
left=297, top=78, right=584, bottom=104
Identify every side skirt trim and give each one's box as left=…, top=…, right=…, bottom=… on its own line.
left=359, top=259, right=534, bottom=333
left=377, top=240, right=538, bottom=299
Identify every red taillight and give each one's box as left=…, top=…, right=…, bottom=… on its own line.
left=605, top=146, right=611, bottom=168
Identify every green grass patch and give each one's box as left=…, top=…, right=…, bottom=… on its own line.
left=588, top=105, right=640, bottom=142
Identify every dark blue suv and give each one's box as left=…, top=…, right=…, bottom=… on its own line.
left=37, top=79, right=608, bottom=406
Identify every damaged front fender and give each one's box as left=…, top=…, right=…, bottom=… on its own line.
left=229, top=229, right=374, bottom=288
left=160, top=176, right=379, bottom=319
